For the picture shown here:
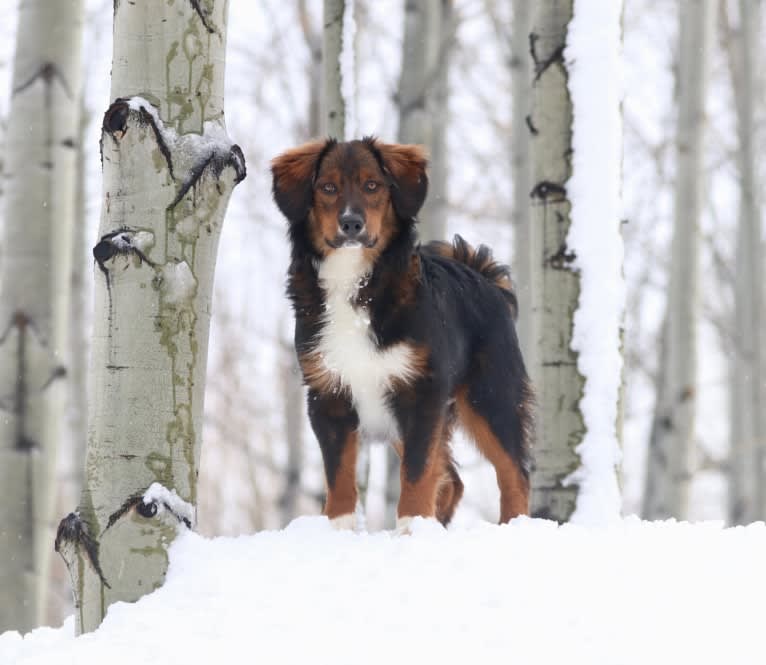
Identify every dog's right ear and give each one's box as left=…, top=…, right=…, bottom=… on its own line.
left=271, top=140, right=333, bottom=223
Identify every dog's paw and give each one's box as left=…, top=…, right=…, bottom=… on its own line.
left=329, top=513, right=356, bottom=531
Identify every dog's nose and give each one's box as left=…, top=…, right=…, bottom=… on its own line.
left=339, top=211, right=365, bottom=238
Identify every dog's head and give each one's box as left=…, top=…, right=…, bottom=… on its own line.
left=271, top=137, right=428, bottom=257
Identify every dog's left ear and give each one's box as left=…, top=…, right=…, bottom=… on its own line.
left=366, top=139, right=428, bottom=221
left=271, top=140, right=333, bottom=223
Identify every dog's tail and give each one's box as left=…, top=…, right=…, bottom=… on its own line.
left=425, top=234, right=518, bottom=319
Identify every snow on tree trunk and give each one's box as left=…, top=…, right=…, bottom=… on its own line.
left=510, top=0, right=533, bottom=365
left=526, top=0, right=584, bottom=523
left=726, top=0, right=764, bottom=525
left=322, top=0, right=346, bottom=139
left=563, top=1, right=624, bottom=525
left=642, top=1, right=713, bottom=521
left=0, top=0, right=84, bottom=634
left=54, top=0, right=245, bottom=634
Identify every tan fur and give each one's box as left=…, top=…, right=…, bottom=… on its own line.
left=456, top=387, right=529, bottom=522
left=324, top=431, right=359, bottom=519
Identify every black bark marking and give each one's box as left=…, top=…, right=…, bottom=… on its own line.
left=530, top=180, right=567, bottom=202
left=138, top=107, right=175, bottom=179
left=55, top=513, right=111, bottom=589
left=548, top=243, right=577, bottom=270
left=529, top=32, right=566, bottom=82
left=525, top=114, right=539, bottom=136
left=14, top=312, right=30, bottom=450
left=167, top=143, right=247, bottom=210
left=102, top=100, right=175, bottom=180
left=189, top=0, right=218, bottom=34
left=13, top=62, right=73, bottom=99
left=105, top=492, right=193, bottom=531
left=93, top=227, right=154, bottom=283
left=39, top=365, right=67, bottom=391
left=104, top=496, right=142, bottom=531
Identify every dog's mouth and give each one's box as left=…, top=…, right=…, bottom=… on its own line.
left=326, top=235, right=378, bottom=250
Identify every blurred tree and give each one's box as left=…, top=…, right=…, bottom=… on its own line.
left=643, top=0, right=714, bottom=521
left=0, top=0, right=84, bottom=634
left=721, top=0, right=764, bottom=525
left=322, top=0, right=346, bottom=139
left=55, top=0, right=245, bottom=634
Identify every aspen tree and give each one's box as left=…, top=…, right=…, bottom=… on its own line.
left=0, top=0, right=84, bottom=633
left=55, top=0, right=245, bottom=633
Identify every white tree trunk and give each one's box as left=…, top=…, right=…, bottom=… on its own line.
left=55, top=0, right=245, bottom=634
left=0, top=0, right=84, bottom=634
left=726, top=0, right=764, bottom=525
left=322, top=0, right=346, bottom=139
left=643, top=1, right=713, bottom=520
left=510, top=0, right=533, bottom=364
left=526, top=1, right=585, bottom=522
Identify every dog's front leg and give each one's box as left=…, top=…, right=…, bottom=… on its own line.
left=392, top=389, right=449, bottom=534
left=307, top=389, right=360, bottom=529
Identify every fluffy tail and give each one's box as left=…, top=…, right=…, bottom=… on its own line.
left=425, top=234, right=518, bottom=319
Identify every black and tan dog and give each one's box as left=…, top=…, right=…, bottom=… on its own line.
left=271, top=137, right=533, bottom=531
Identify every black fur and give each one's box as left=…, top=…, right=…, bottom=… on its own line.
left=271, top=138, right=533, bottom=524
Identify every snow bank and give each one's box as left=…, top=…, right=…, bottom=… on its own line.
left=3, top=518, right=765, bottom=665
left=565, top=1, right=625, bottom=525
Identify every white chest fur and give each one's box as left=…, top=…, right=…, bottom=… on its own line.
left=316, top=248, right=418, bottom=440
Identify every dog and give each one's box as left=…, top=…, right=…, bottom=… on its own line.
left=271, top=137, right=533, bottom=531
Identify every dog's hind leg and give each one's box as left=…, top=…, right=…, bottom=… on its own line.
left=456, top=368, right=533, bottom=523
left=435, top=452, right=464, bottom=526
left=307, top=389, right=360, bottom=528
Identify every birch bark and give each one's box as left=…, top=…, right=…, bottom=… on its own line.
left=725, top=0, right=764, bottom=525
left=322, top=0, right=346, bottom=139
left=643, top=1, right=713, bottom=520
left=510, top=0, right=533, bottom=364
left=0, top=0, right=84, bottom=633
left=526, top=0, right=585, bottom=522
left=54, top=0, right=245, bottom=634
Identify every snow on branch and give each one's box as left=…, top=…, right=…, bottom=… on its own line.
left=104, top=96, right=246, bottom=210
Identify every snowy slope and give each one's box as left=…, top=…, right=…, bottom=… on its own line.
left=2, top=517, right=765, bottom=665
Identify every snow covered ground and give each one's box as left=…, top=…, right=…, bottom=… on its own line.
left=2, top=516, right=765, bottom=665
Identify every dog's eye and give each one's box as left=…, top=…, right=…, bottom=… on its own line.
left=320, top=183, right=337, bottom=195
left=364, top=180, right=379, bottom=193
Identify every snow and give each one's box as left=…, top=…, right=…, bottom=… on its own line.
left=564, top=1, right=625, bottom=525
left=143, top=482, right=196, bottom=527
left=3, top=517, right=766, bottom=665
left=161, top=260, right=197, bottom=306
left=125, top=95, right=240, bottom=197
